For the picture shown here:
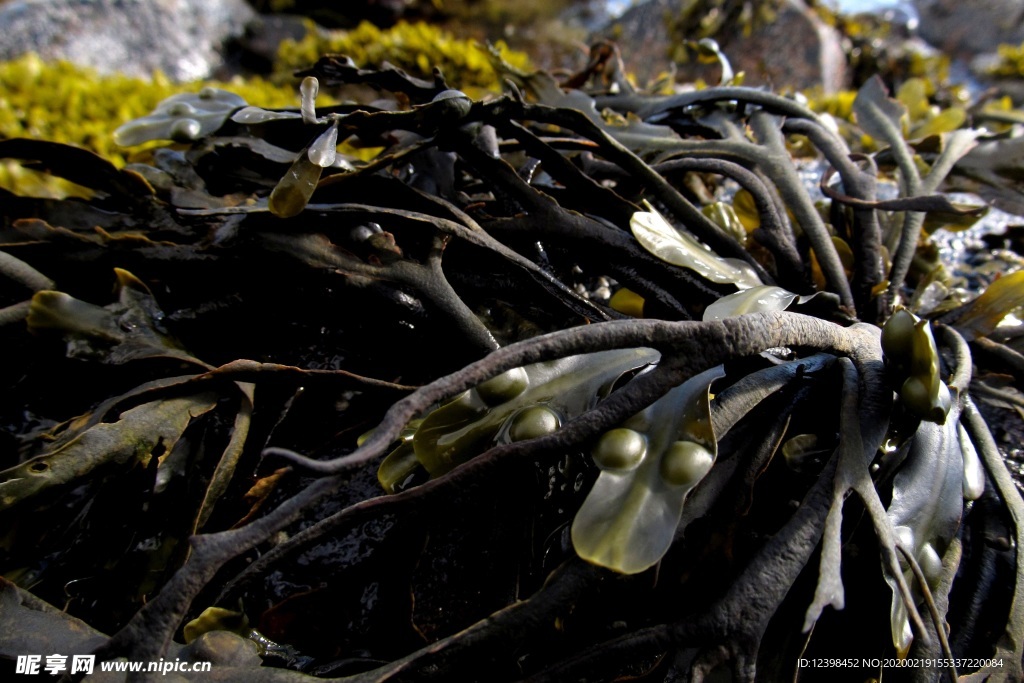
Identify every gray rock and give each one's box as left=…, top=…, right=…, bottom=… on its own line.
left=595, top=0, right=848, bottom=93
left=182, top=630, right=261, bottom=667
left=0, top=0, right=257, bottom=81
left=913, top=0, right=1024, bottom=57
left=0, top=578, right=107, bottom=660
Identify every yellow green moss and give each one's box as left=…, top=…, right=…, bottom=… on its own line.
left=806, top=88, right=858, bottom=121
left=0, top=53, right=319, bottom=196
left=988, top=42, right=1024, bottom=78
left=274, top=20, right=531, bottom=96
left=0, top=54, right=304, bottom=164
left=805, top=74, right=971, bottom=148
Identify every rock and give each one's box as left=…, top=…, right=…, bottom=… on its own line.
left=0, top=0, right=257, bottom=82
left=595, top=0, right=848, bottom=93
left=231, top=13, right=313, bottom=75
left=182, top=630, right=261, bottom=667
left=593, top=0, right=675, bottom=84
left=913, top=0, right=1024, bottom=57
left=0, top=578, right=107, bottom=659
left=248, top=0, right=425, bottom=29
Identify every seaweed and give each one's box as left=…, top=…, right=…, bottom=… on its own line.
left=1, top=45, right=1023, bottom=683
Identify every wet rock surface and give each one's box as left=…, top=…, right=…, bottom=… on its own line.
left=913, top=0, right=1024, bottom=57
left=593, top=0, right=848, bottom=91
left=0, top=0, right=257, bottom=81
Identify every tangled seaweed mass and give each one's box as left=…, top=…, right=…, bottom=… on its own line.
left=2, top=45, right=1024, bottom=682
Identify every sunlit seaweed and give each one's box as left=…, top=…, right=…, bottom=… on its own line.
left=274, top=20, right=531, bottom=96
left=987, top=41, right=1024, bottom=79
